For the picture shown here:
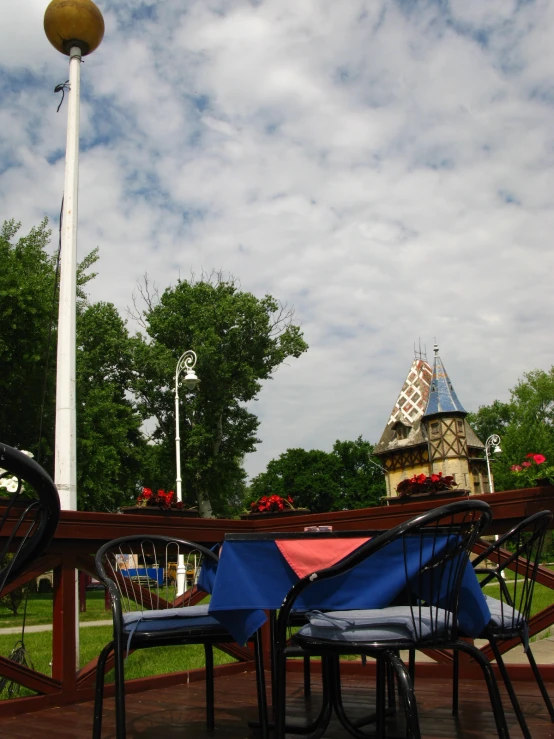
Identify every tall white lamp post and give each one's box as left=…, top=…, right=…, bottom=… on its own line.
left=175, top=351, right=199, bottom=595
left=44, top=0, right=104, bottom=511
left=485, top=434, right=502, bottom=493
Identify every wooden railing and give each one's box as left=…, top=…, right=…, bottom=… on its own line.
left=0, top=485, right=552, bottom=717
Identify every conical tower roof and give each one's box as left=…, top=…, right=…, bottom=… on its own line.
left=374, top=357, right=433, bottom=454
left=423, top=344, right=466, bottom=418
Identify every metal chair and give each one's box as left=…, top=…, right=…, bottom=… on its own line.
left=92, top=535, right=267, bottom=739
left=273, top=500, right=510, bottom=739
left=453, top=509, right=554, bottom=739
left=0, top=443, right=60, bottom=591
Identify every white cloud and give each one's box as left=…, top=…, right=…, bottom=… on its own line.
left=2, top=0, right=554, bottom=479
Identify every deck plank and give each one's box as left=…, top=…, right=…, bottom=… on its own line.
left=0, top=671, right=551, bottom=738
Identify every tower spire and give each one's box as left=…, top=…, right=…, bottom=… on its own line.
left=423, top=344, right=466, bottom=417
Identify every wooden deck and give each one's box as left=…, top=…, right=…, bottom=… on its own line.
left=0, top=670, right=552, bottom=739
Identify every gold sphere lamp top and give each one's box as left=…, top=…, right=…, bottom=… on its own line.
left=44, top=0, right=104, bottom=56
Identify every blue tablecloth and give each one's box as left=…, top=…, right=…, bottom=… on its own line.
left=199, top=536, right=491, bottom=645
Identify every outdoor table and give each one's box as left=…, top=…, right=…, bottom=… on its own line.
left=199, top=530, right=491, bottom=645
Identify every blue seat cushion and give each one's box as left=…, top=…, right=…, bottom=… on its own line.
left=296, top=606, right=451, bottom=644
left=483, top=595, right=522, bottom=629
left=122, top=605, right=224, bottom=634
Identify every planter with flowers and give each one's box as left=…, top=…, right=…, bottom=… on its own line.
left=240, top=494, right=310, bottom=520
left=510, top=454, right=554, bottom=488
left=120, top=488, right=199, bottom=516
left=382, top=472, right=469, bottom=505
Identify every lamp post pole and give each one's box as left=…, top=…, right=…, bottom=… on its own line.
left=53, top=44, right=81, bottom=511
left=174, top=350, right=199, bottom=595
left=44, top=0, right=104, bottom=672
left=485, top=434, right=502, bottom=493
left=44, top=0, right=104, bottom=509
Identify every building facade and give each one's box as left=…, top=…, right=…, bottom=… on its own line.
left=374, top=345, right=490, bottom=497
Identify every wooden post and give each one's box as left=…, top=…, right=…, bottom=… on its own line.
left=78, top=571, right=87, bottom=613
left=52, top=552, right=78, bottom=698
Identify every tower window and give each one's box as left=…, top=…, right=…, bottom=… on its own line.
left=430, top=421, right=440, bottom=438
left=393, top=422, right=411, bottom=440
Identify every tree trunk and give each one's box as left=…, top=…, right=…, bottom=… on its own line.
left=197, top=487, right=213, bottom=518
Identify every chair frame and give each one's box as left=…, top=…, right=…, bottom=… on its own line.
left=453, top=509, right=554, bottom=739
left=93, top=534, right=267, bottom=739
left=0, top=443, right=60, bottom=590
left=273, top=500, right=509, bottom=739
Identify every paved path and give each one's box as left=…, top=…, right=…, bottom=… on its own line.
left=0, top=619, right=112, bottom=635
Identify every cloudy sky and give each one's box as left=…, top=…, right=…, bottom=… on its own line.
left=2, top=0, right=554, bottom=478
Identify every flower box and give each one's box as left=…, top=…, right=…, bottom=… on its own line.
left=240, top=509, right=310, bottom=520
left=381, top=489, right=470, bottom=506
left=120, top=506, right=199, bottom=517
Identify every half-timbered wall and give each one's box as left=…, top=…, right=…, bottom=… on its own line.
left=382, top=446, right=430, bottom=496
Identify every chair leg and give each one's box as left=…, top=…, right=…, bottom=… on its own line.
left=303, top=654, right=311, bottom=698
left=204, top=643, right=215, bottom=731
left=387, top=656, right=396, bottom=711
left=526, top=641, right=554, bottom=721
left=386, top=650, right=421, bottom=739
left=329, top=654, right=369, bottom=739
left=92, top=641, right=113, bottom=739
left=455, top=642, right=510, bottom=739
left=252, top=630, right=269, bottom=739
left=274, top=646, right=288, bottom=739
left=408, top=647, right=415, bottom=684
left=112, top=637, right=127, bottom=739
left=489, top=636, right=531, bottom=739
left=375, top=656, right=387, bottom=739
left=452, top=650, right=459, bottom=716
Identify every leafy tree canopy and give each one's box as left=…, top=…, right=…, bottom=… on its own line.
left=248, top=436, right=385, bottom=514
left=1, top=219, right=144, bottom=511
left=0, top=219, right=57, bottom=458
left=131, top=273, right=309, bottom=517
left=467, top=368, right=554, bottom=491
left=76, top=302, right=145, bottom=511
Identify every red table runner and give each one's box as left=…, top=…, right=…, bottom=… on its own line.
left=276, top=538, right=370, bottom=579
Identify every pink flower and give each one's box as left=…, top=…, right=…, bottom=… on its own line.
left=521, top=461, right=532, bottom=468
left=511, top=465, right=522, bottom=472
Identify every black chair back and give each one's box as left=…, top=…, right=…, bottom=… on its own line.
left=0, top=443, right=60, bottom=591
left=473, top=510, right=553, bottom=634
left=95, top=535, right=218, bottom=624
left=278, top=499, right=492, bottom=648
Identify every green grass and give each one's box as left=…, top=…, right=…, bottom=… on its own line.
left=0, top=590, right=110, bottom=629
left=0, top=625, right=236, bottom=699
left=0, top=590, right=235, bottom=699
left=481, top=580, right=554, bottom=617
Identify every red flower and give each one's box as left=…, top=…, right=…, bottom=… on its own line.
left=136, top=487, right=189, bottom=510
left=533, top=454, right=546, bottom=465
left=396, top=471, right=457, bottom=497
left=250, top=494, right=296, bottom=513
left=521, top=461, right=532, bottom=468
left=511, top=465, right=522, bottom=472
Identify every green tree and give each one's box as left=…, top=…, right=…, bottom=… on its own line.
left=249, top=448, right=342, bottom=513
left=76, top=302, right=145, bottom=511
left=331, top=436, right=386, bottom=508
left=0, top=220, right=57, bottom=462
left=131, top=274, right=308, bottom=517
left=248, top=437, right=385, bottom=514
left=0, top=219, right=145, bottom=510
left=468, top=368, right=554, bottom=491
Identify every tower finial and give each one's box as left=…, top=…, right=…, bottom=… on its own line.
left=414, top=338, right=427, bottom=362
left=433, top=340, right=439, bottom=356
